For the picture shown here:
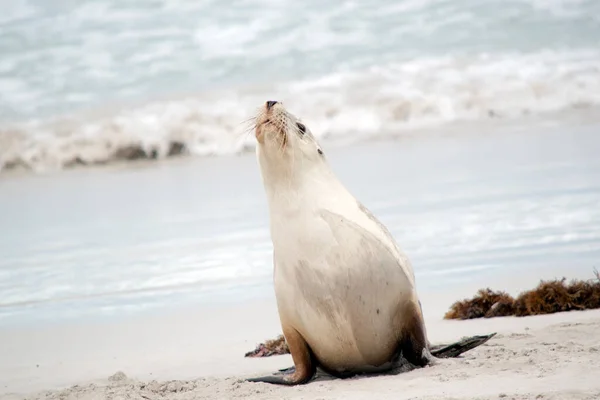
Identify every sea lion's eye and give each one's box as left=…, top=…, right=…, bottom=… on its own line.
left=296, top=122, right=306, bottom=135
left=318, top=149, right=323, bottom=155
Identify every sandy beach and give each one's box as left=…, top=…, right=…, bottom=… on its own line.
left=2, top=305, right=599, bottom=400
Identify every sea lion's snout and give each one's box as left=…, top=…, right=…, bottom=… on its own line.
left=256, top=101, right=287, bottom=146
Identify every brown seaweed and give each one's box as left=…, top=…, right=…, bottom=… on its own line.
left=444, top=288, right=515, bottom=320
left=444, top=270, right=600, bottom=320
left=244, top=335, right=289, bottom=358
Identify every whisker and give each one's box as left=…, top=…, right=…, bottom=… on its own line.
left=273, top=112, right=285, bottom=155
left=278, top=127, right=286, bottom=155
left=286, top=118, right=294, bottom=184
left=237, top=107, right=265, bottom=140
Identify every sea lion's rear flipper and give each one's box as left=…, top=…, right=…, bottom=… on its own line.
left=429, top=333, right=497, bottom=358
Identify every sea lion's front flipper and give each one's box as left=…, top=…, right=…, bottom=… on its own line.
left=430, top=333, right=497, bottom=358
left=247, top=327, right=316, bottom=385
left=247, top=364, right=309, bottom=386
left=246, top=374, right=297, bottom=385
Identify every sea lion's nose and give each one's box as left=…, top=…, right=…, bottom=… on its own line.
left=266, top=100, right=278, bottom=109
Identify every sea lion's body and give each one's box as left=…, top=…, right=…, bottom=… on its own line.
left=248, top=101, right=492, bottom=385
left=266, top=163, right=428, bottom=376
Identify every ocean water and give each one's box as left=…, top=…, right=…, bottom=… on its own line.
left=1, top=1, right=600, bottom=327
left=1, top=0, right=600, bottom=172
left=1, top=121, right=599, bottom=326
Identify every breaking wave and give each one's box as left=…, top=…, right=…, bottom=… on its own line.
left=2, top=49, right=600, bottom=173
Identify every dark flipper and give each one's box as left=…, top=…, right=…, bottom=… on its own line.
left=430, top=333, right=497, bottom=359
left=246, top=375, right=299, bottom=386
left=276, top=366, right=296, bottom=375
left=246, top=366, right=317, bottom=385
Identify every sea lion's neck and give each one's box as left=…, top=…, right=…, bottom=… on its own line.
left=257, top=150, right=348, bottom=212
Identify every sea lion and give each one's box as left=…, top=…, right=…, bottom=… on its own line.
left=247, top=100, right=494, bottom=385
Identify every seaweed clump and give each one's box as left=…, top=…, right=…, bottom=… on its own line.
left=244, top=335, right=289, bottom=358
left=513, top=274, right=600, bottom=316
left=444, top=288, right=515, bottom=320
left=444, top=270, right=600, bottom=320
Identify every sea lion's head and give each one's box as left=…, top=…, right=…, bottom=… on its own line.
left=254, top=101, right=324, bottom=168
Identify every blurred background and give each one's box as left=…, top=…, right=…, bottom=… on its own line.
left=1, top=0, right=599, bottom=327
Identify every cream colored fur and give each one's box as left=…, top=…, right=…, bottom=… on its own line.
left=255, top=102, right=425, bottom=373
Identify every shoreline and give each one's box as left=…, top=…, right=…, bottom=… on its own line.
left=1, top=249, right=596, bottom=330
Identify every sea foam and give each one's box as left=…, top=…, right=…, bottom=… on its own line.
left=2, top=49, right=600, bottom=173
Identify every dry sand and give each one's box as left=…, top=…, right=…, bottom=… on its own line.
left=2, top=306, right=599, bottom=400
